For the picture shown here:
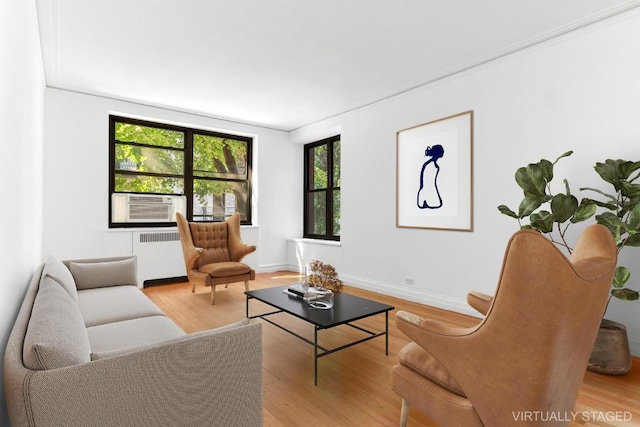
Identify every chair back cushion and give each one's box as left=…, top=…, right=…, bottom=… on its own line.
left=189, top=221, right=232, bottom=266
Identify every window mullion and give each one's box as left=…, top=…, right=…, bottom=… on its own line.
left=326, top=140, right=334, bottom=237
left=184, top=130, right=194, bottom=220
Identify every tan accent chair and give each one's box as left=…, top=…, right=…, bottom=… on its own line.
left=392, top=224, right=617, bottom=427
left=176, top=212, right=256, bottom=304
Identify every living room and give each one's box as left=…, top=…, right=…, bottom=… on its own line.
left=2, top=1, right=640, bottom=425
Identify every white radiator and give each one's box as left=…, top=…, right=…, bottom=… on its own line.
left=132, top=231, right=186, bottom=286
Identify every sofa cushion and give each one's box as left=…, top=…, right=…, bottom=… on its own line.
left=77, top=285, right=165, bottom=327
left=69, top=257, right=137, bottom=290
left=23, top=276, right=91, bottom=370
left=88, top=316, right=185, bottom=359
left=42, top=255, right=78, bottom=303
left=90, top=318, right=251, bottom=360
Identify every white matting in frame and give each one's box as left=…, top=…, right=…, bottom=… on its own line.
left=396, top=110, right=473, bottom=231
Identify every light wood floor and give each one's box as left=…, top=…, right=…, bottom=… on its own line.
left=142, top=272, right=640, bottom=427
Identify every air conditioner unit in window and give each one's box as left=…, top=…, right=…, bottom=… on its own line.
left=111, top=194, right=187, bottom=223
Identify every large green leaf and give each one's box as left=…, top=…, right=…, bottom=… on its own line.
left=595, top=212, right=623, bottom=242
left=628, top=202, right=640, bottom=229
left=617, top=160, right=640, bottom=180
left=518, top=195, right=543, bottom=218
left=571, top=202, right=596, bottom=223
left=550, top=194, right=578, bottom=223
left=624, top=231, right=640, bottom=247
left=515, top=164, right=547, bottom=197
left=613, top=266, right=630, bottom=288
left=579, top=189, right=617, bottom=207
left=594, top=160, right=620, bottom=188
left=538, top=159, right=554, bottom=183
left=497, top=205, right=518, bottom=219
left=530, top=211, right=554, bottom=233
left=620, top=181, right=640, bottom=198
left=611, top=288, right=640, bottom=301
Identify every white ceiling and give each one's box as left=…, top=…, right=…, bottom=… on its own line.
left=37, top=0, right=640, bottom=131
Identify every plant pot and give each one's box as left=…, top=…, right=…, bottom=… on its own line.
left=587, top=319, right=632, bottom=375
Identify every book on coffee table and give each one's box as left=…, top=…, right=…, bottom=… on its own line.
left=284, top=283, right=329, bottom=302
left=286, top=283, right=307, bottom=297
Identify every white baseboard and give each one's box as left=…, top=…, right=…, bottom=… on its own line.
left=339, top=273, right=480, bottom=318
left=258, top=263, right=295, bottom=274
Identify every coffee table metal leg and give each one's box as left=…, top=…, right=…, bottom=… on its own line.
left=385, top=311, right=389, bottom=355
left=314, top=326, right=319, bottom=386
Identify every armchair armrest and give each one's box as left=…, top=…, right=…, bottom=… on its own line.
left=182, top=244, right=203, bottom=271
left=466, top=291, right=493, bottom=315
left=396, top=310, right=476, bottom=339
left=395, top=310, right=484, bottom=402
left=234, top=244, right=257, bottom=261
left=226, top=213, right=256, bottom=262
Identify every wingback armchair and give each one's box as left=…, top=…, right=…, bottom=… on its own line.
left=392, top=224, right=617, bottom=426
left=176, top=212, right=256, bottom=304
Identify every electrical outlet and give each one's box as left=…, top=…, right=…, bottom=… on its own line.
left=404, top=277, right=414, bottom=285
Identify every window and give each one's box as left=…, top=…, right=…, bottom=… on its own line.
left=304, top=135, right=340, bottom=240
left=109, top=115, right=252, bottom=227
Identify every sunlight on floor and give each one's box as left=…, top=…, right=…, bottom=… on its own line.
left=271, top=274, right=304, bottom=279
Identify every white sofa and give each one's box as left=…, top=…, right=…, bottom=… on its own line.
left=4, top=256, right=262, bottom=426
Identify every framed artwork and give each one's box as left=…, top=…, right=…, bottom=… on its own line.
left=396, top=110, right=473, bottom=231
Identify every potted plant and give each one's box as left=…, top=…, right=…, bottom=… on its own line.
left=498, top=152, right=640, bottom=375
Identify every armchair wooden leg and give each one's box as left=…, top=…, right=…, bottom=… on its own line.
left=400, top=399, right=409, bottom=427
left=191, top=281, right=195, bottom=293
left=244, top=280, right=249, bottom=291
left=211, top=285, right=217, bottom=305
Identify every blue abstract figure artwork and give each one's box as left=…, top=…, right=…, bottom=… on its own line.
left=417, top=144, right=445, bottom=209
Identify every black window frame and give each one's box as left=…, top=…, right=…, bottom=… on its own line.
left=109, top=115, right=252, bottom=228
left=303, top=135, right=340, bottom=241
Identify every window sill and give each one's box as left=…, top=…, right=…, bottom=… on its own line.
left=287, top=238, right=342, bottom=247
left=108, top=224, right=259, bottom=232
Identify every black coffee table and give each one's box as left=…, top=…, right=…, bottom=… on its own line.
left=245, top=285, right=394, bottom=385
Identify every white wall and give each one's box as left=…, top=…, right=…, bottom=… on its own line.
left=0, top=0, right=45, bottom=423
left=290, top=10, right=640, bottom=355
left=43, top=89, right=300, bottom=274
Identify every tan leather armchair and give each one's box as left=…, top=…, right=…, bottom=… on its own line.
left=392, top=224, right=617, bottom=426
left=176, top=212, right=256, bottom=304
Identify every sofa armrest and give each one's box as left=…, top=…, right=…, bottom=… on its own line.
left=19, top=322, right=263, bottom=427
